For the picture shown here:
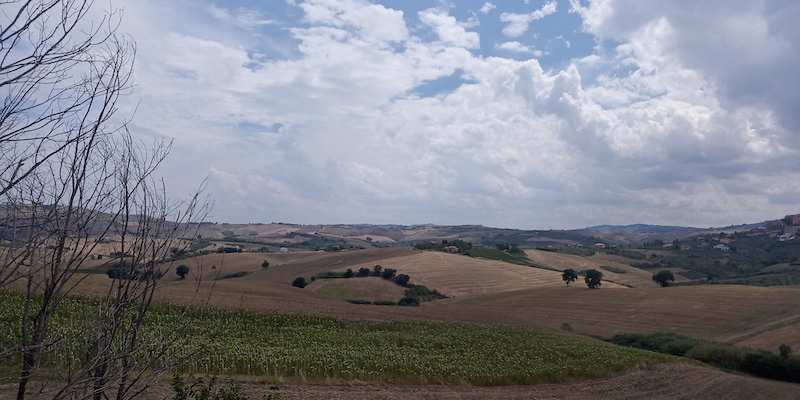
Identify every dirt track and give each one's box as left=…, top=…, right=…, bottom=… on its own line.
left=55, top=363, right=796, bottom=400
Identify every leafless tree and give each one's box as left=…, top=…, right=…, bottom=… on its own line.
left=0, top=1, right=209, bottom=399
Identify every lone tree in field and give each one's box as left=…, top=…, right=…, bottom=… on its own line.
left=261, top=260, right=270, bottom=269
left=585, top=269, right=603, bottom=289
left=652, top=270, right=675, bottom=287
left=176, top=265, right=190, bottom=279
left=292, top=277, right=307, bottom=288
left=562, top=269, right=578, bottom=286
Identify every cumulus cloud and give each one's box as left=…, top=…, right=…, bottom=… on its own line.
left=479, top=2, right=496, bottom=14
left=500, top=1, right=558, bottom=37
left=112, top=0, right=800, bottom=229
left=418, top=8, right=481, bottom=49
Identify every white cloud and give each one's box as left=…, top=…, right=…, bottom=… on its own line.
left=418, top=8, right=481, bottom=49
left=479, top=2, right=496, bottom=14
left=496, top=41, right=543, bottom=56
left=108, top=0, right=800, bottom=229
left=500, top=1, right=558, bottom=37
left=208, top=6, right=275, bottom=28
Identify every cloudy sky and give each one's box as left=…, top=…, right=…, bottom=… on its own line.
left=111, top=0, right=799, bottom=229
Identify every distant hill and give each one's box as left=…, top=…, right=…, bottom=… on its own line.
left=584, top=224, right=699, bottom=233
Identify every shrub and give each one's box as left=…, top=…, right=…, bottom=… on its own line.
left=372, top=300, right=396, bottom=306
left=397, top=297, right=420, bottom=306
left=357, top=267, right=370, bottom=277
left=292, top=277, right=307, bottom=288
left=343, top=268, right=354, bottom=278
left=381, top=268, right=397, bottom=280
left=345, top=299, right=372, bottom=305
left=261, top=260, right=270, bottom=269
left=395, top=274, right=410, bottom=287
left=222, top=271, right=248, bottom=279
left=405, top=286, right=447, bottom=302
left=372, top=265, right=382, bottom=276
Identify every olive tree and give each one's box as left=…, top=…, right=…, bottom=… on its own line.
left=561, top=269, right=578, bottom=286
left=584, top=269, right=603, bottom=289
left=652, top=270, right=675, bottom=287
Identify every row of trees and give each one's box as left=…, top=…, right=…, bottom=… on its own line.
left=0, top=1, right=208, bottom=399
left=562, top=268, right=676, bottom=288
left=561, top=269, right=602, bottom=289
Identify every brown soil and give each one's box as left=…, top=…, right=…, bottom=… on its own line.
left=26, top=363, right=794, bottom=400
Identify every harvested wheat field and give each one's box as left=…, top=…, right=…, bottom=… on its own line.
left=46, top=247, right=800, bottom=399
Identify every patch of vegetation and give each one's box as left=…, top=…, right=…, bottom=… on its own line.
left=541, top=245, right=596, bottom=257
left=466, top=248, right=557, bottom=271
left=0, top=290, right=679, bottom=386
left=404, top=285, right=447, bottom=302
left=625, top=231, right=800, bottom=286
left=221, top=271, right=248, bottom=279
left=610, top=331, right=800, bottom=383
left=215, top=246, right=242, bottom=254
left=599, top=265, right=627, bottom=274
left=291, top=277, right=307, bottom=288
left=414, top=239, right=472, bottom=253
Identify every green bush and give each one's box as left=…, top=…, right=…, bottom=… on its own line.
left=405, top=286, right=447, bottom=302
left=357, top=267, right=370, bottom=277
left=611, top=331, right=800, bottom=383
left=222, top=271, right=248, bottom=279
left=381, top=268, right=397, bottom=280
left=397, top=297, right=420, bottom=307
left=395, top=274, right=410, bottom=287
left=292, top=277, right=307, bottom=288
left=345, top=299, right=372, bottom=305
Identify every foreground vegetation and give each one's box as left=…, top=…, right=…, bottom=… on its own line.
left=611, top=331, right=800, bottom=383
left=0, top=290, right=678, bottom=386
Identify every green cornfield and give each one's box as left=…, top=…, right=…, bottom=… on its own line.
left=0, top=290, right=677, bottom=386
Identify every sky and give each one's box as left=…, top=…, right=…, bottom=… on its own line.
left=106, top=0, right=800, bottom=230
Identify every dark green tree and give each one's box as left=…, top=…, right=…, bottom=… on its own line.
left=292, top=277, right=307, bottom=288
left=357, top=267, right=370, bottom=277
left=652, top=270, right=675, bottom=287
left=395, top=274, right=410, bottom=287
left=261, top=260, right=270, bottom=269
left=585, top=269, right=603, bottom=289
left=176, top=265, right=190, bottom=279
left=372, top=265, right=383, bottom=276
left=343, top=268, right=354, bottom=278
left=562, top=269, right=578, bottom=286
left=381, top=268, right=397, bottom=280
left=779, top=344, right=793, bottom=358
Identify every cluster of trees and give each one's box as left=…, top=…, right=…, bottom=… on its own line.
left=561, top=269, right=603, bottom=289
left=215, top=246, right=243, bottom=254
left=414, top=239, right=473, bottom=253
left=495, top=242, right=522, bottom=253
left=317, top=265, right=412, bottom=287
left=0, top=1, right=208, bottom=399
left=561, top=268, right=676, bottom=288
